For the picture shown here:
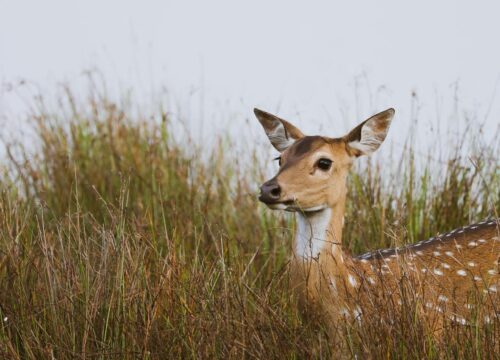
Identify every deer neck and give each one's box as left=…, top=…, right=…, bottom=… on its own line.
left=294, top=199, right=346, bottom=263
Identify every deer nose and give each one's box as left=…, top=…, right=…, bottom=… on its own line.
left=259, top=180, right=281, bottom=204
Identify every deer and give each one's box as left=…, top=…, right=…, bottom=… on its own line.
left=254, top=107, right=499, bottom=332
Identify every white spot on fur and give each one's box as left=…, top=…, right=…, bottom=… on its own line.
left=433, top=269, right=443, bottom=276
left=433, top=251, right=441, bottom=256
left=367, top=277, right=376, bottom=285
left=348, top=274, right=358, bottom=287
left=340, top=308, right=350, bottom=317
left=457, top=270, right=467, bottom=276
left=478, top=239, right=487, bottom=243
left=467, top=262, right=476, bottom=267
left=445, top=251, right=454, bottom=257
left=438, top=295, right=448, bottom=302
left=488, top=269, right=497, bottom=275
left=488, top=285, right=497, bottom=293
left=474, top=276, right=482, bottom=281
left=467, top=241, right=478, bottom=247
left=451, top=315, right=468, bottom=325
left=329, top=277, right=337, bottom=293
left=442, top=263, right=450, bottom=269
left=353, top=306, right=362, bottom=320
left=416, top=251, right=423, bottom=256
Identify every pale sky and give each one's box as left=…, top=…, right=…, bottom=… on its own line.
left=1, top=0, right=500, bottom=154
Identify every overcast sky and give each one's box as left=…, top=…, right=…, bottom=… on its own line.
left=1, top=0, right=500, bottom=151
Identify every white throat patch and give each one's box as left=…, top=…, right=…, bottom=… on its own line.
left=295, top=208, right=332, bottom=259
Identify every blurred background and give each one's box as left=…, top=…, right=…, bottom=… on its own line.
left=0, top=2, right=499, bottom=357
left=1, top=0, right=500, bottom=152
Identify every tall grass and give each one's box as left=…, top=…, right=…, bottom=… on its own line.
left=0, top=82, right=498, bottom=359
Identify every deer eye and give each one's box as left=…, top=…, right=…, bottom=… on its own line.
left=274, top=156, right=282, bottom=166
left=317, top=158, right=332, bottom=171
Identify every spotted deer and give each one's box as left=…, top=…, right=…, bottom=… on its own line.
left=254, top=107, right=499, bottom=330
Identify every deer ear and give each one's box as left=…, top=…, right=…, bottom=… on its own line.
left=344, top=108, right=394, bottom=157
left=254, top=108, right=304, bottom=152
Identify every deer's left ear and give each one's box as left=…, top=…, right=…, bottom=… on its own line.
left=254, top=108, right=304, bottom=152
left=344, top=108, right=395, bottom=157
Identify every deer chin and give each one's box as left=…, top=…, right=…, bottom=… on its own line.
left=266, top=200, right=296, bottom=211
left=283, top=202, right=328, bottom=213
left=266, top=202, right=289, bottom=210
left=293, top=204, right=328, bottom=213
left=300, top=204, right=328, bottom=212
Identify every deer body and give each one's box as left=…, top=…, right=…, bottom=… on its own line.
left=254, top=108, right=499, bottom=329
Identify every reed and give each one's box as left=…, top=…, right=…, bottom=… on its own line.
left=0, top=81, right=498, bottom=359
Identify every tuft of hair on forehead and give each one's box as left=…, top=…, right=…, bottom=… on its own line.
left=286, top=136, right=348, bottom=159
left=289, top=136, right=327, bottom=157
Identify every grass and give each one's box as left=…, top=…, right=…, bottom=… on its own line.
left=0, top=80, right=498, bottom=359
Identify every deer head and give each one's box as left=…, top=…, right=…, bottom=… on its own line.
left=255, top=108, right=395, bottom=213
left=254, top=107, right=499, bottom=329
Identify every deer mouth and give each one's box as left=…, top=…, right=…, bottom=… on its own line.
left=264, top=199, right=326, bottom=213
left=285, top=203, right=328, bottom=213
left=262, top=199, right=296, bottom=210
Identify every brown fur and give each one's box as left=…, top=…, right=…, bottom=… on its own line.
left=256, top=108, right=500, bottom=332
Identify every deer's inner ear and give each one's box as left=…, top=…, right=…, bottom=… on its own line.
left=345, top=108, right=394, bottom=156
left=254, top=108, right=304, bottom=152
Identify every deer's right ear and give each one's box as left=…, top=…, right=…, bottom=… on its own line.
left=254, top=108, right=304, bottom=152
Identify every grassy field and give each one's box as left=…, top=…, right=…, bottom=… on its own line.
left=0, top=83, right=499, bottom=359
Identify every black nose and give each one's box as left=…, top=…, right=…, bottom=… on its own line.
left=259, top=180, right=281, bottom=204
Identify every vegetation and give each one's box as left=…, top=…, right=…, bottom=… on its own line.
left=0, top=81, right=498, bottom=358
